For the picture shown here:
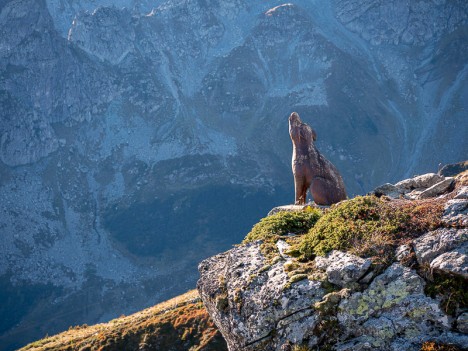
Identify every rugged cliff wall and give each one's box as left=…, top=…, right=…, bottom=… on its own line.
left=198, top=172, right=468, bottom=350
left=1, top=0, right=467, bottom=349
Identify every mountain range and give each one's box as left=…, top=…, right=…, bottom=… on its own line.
left=0, top=0, right=466, bottom=349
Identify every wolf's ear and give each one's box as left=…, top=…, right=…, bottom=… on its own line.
left=312, top=129, right=317, bottom=141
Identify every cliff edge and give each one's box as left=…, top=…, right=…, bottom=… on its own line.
left=198, top=169, right=468, bottom=351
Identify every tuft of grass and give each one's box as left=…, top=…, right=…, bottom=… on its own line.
left=298, top=196, right=444, bottom=264
left=420, top=341, right=464, bottom=351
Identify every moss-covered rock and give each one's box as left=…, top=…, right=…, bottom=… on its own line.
left=298, top=196, right=444, bottom=263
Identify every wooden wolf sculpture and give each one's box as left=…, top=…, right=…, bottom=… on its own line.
left=289, top=112, right=347, bottom=205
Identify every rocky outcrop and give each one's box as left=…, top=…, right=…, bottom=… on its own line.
left=372, top=173, right=455, bottom=200
left=198, top=242, right=326, bottom=350
left=198, top=173, right=468, bottom=351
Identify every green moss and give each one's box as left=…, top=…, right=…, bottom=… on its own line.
left=243, top=208, right=322, bottom=262
left=289, top=274, right=308, bottom=284
left=298, top=196, right=444, bottom=264
left=313, top=290, right=349, bottom=316
left=284, top=261, right=300, bottom=272
left=258, top=264, right=271, bottom=273
left=299, top=196, right=403, bottom=259
left=243, top=209, right=322, bottom=244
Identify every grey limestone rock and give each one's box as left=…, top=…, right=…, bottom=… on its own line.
left=372, top=183, right=402, bottom=199
left=324, top=250, right=372, bottom=287
left=337, top=263, right=467, bottom=350
left=413, top=228, right=468, bottom=278
left=413, top=228, right=467, bottom=265
left=417, top=178, right=455, bottom=199
left=373, top=173, right=457, bottom=200
left=454, top=186, right=468, bottom=200
left=438, top=161, right=468, bottom=177
left=199, top=239, right=468, bottom=351
left=197, top=241, right=326, bottom=351
left=276, top=240, right=292, bottom=259
left=395, top=173, right=445, bottom=192
left=443, top=199, right=468, bottom=227
left=267, top=205, right=311, bottom=216
left=430, top=250, right=468, bottom=278
left=395, top=244, right=412, bottom=262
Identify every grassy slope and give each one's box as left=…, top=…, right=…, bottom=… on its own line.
left=20, top=290, right=227, bottom=351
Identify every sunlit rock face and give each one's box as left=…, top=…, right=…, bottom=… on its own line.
left=0, top=0, right=466, bottom=349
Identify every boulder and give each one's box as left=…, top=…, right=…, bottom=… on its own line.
left=454, top=186, right=468, bottom=200
left=395, top=244, right=412, bottom=262
left=198, top=197, right=468, bottom=351
left=372, top=183, right=402, bottom=199
left=395, top=173, right=444, bottom=192
left=417, top=178, right=454, bottom=199
left=413, top=228, right=467, bottom=264
left=268, top=205, right=311, bottom=216
left=430, top=249, right=468, bottom=278
left=438, top=161, right=468, bottom=177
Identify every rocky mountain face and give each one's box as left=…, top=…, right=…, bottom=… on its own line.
left=197, top=173, right=468, bottom=351
left=0, top=0, right=467, bottom=349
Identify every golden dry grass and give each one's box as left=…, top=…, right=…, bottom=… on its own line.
left=20, top=290, right=226, bottom=351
